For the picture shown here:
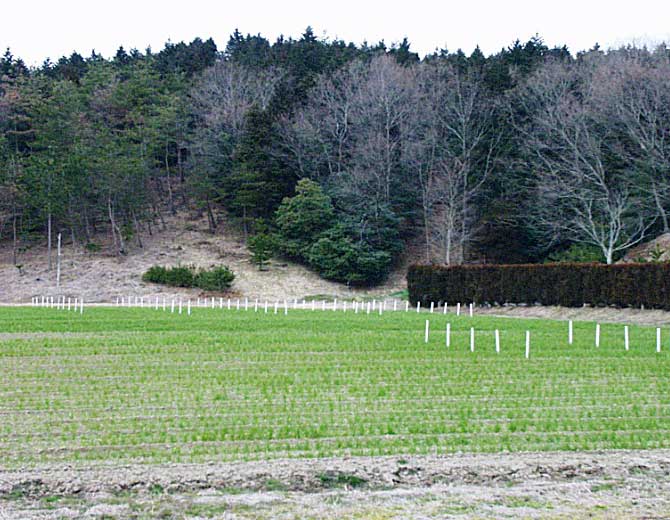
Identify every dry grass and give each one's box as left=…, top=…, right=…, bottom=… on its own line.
left=0, top=212, right=407, bottom=304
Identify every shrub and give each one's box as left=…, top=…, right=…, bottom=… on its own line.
left=307, top=227, right=391, bottom=285
left=142, top=265, right=234, bottom=291
left=194, top=266, right=235, bottom=291
left=407, top=263, right=670, bottom=310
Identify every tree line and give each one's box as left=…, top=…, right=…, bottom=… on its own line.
left=2, top=29, right=670, bottom=284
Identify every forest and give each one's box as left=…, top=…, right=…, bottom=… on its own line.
left=1, top=28, right=670, bottom=285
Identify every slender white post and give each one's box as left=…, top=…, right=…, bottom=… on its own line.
left=393, top=301, right=397, bottom=312
left=624, top=326, right=629, bottom=351
left=219, top=297, right=223, bottom=309
left=179, top=300, right=182, bottom=314
left=657, top=328, right=661, bottom=353
left=456, top=303, right=461, bottom=316
left=163, top=297, right=166, bottom=311
left=595, top=324, right=600, bottom=348
left=525, top=331, right=530, bottom=359
left=264, top=301, right=268, bottom=313
left=245, top=298, right=248, bottom=311
left=274, top=301, right=278, bottom=314
left=405, top=301, right=409, bottom=312
left=254, top=300, right=258, bottom=312
left=495, top=329, right=500, bottom=353
left=430, top=302, right=434, bottom=313
left=367, top=302, right=371, bottom=315
left=171, top=300, right=175, bottom=313
left=322, top=300, right=326, bottom=311
left=333, top=299, right=337, bottom=311
left=568, top=320, right=573, bottom=345
left=355, top=302, right=359, bottom=314
left=236, top=299, right=240, bottom=311
left=155, top=297, right=159, bottom=310
left=379, top=304, right=382, bottom=316
left=187, top=300, right=191, bottom=315
left=446, top=323, right=451, bottom=347
left=344, top=301, right=347, bottom=312
left=284, top=300, right=288, bottom=315
left=470, top=327, right=475, bottom=352
left=116, top=297, right=119, bottom=306
left=443, top=304, right=447, bottom=315
left=469, top=303, right=473, bottom=317
left=227, top=298, right=231, bottom=310
left=312, top=300, right=316, bottom=311
left=211, top=297, right=215, bottom=309
left=372, top=299, right=376, bottom=311
left=424, top=320, right=430, bottom=343
left=80, top=299, right=84, bottom=314
left=416, top=302, right=420, bottom=313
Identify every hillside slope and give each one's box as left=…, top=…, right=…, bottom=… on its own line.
left=0, top=213, right=407, bottom=304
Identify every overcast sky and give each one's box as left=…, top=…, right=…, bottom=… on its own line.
left=3, top=0, right=670, bottom=65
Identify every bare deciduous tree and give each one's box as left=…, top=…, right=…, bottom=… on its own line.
left=515, top=57, right=654, bottom=264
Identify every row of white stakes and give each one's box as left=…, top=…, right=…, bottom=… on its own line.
left=424, top=319, right=663, bottom=354
left=109, top=296, right=476, bottom=316
left=31, top=296, right=84, bottom=313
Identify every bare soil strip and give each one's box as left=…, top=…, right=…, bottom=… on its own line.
left=1, top=450, right=670, bottom=518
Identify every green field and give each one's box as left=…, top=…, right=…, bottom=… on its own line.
left=1, top=305, right=669, bottom=467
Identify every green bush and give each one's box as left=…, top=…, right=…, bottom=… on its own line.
left=546, top=244, right=605, bottom=263
left=407, top=263, right=670, bottom=310
left=164, top=266, right=195, bottom=287
left=307, top=227, right=392, bottom=285
left=142, top=265, right=234, bottom=291
left=194, top=266, right=235, bottom=291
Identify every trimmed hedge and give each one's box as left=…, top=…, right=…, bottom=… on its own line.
left=407, top=263, right=670, bottom=310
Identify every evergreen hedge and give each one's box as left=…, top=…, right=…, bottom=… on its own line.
left=407, top=263, right=670, bottom=310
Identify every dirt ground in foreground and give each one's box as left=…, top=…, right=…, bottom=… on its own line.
left=1, top=450, right=669, bottom=519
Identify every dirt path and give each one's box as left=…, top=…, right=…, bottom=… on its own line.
left=1, top=450, right=669, bottom=518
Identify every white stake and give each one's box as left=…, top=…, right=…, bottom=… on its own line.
left=236, top=299, right=240, bottom=311
left=379, top=304, right=383, bottom=316
left=322, top=300, right=326, bottom=311
left=367, top=302, right=371, bottom=314
left=171, top=300, right=175, bottom=313
left=155, top=297, right=159, bottom=310
left=393, top=301, right=397, bottom=312
left=568, top=320, right=573, bottom=345
left=187, top=300, right=191, bottom=315
left=344, top=301, right=347, bottom=312
left=525, top=331, right=530, bottom=359
left=469, top=303, right=473, bottom=317
left=595, top=324, right=600, bottom=348
left=80, top=299, right=84, bottom=314
left=219, top=297, right=223, bottom=309
left=67, top=297, right=71, bottom=311
left=227, top=298, right=231, bottom=310
left=456, top=303, right=461, bottom=316
left=245, top=298, right=248, bottom=311
left=372, top=299, right=376, bottom=311
left=163, top=297, right=166, bottom=311
left=284, top=300, right=288, bottom=315
left=254, top=300, right=259, bottom=312
left=312, top=300, right=316, bottom=311
left=495, top=329, right=500, bottom=353
left=470, top=327, right=475, bottom=352
left=179, top=300, right=182, bottom=314
left=355, top=302, right=359, bottom=314
left=416, top=302, right=421, bottom=313
left=430, top=302, right=434, bottom=313
left=625, top=325, right=629, bottom=351
left=405, top=301, right=409, bottom=312
left=446, top=323, right=451, bottom=347
left=264, top=301, right=268, bottom=313
left=443, top=304, right=447, bottom=315
left=425, top=320, right=430, bottom=343
left=657, top=328, right=661, bottom=353
left=333, top=299, right=337, bottom=311
left=274, top=301, right=278, bottom=314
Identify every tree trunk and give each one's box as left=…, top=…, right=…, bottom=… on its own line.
left=108, top=197, right=125, bottom=256
left=206, top=199, right=217, bottom=234
left=47, top=212, right=52, bottom=271
left=12, top=213, right=18, bottom=266
left=132, top=210, right=143, bottom=248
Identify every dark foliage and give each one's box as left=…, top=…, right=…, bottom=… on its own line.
left=408, top=263, right=670, bottom=310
